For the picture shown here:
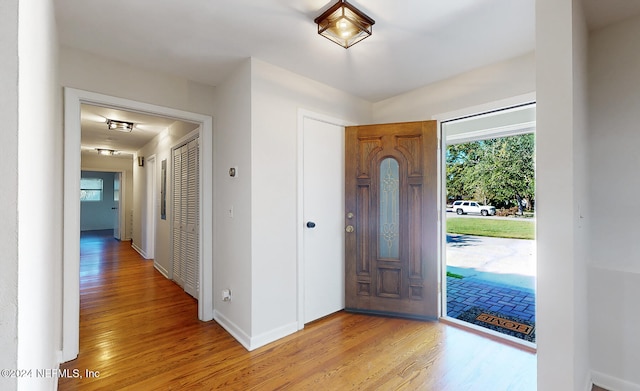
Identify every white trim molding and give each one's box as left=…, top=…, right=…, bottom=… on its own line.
left=62, top=88, right=214, bottom=362
left=446, top=122, right=536, bottom=145
left=433, top=93, right=536, bottom=327
left=214, top=307, right=299, bottom=352
left=592, top=371, right=640, bottom=391
left=154, top=263, right=170, bottom=279
left=131, top=242, right=148, bottom=259
left=213, top=310, right=252, bottom=351
left=249, top=322, right=298, bottom=351
left=432, top=92, right=536, bottom=124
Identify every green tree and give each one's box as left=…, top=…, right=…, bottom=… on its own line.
left=446, top=134, right=535, bottom=211
left=446, top=142, right=483, bottom=202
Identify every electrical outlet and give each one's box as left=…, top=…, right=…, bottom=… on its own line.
left=222, top=289, right=232, bottom=302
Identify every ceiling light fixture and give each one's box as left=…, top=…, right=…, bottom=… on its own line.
left=96, top=148, right=118, bottom=156
left=107, top=119, right=134, bottom=132
left=314, top=0, right=375, bottom=49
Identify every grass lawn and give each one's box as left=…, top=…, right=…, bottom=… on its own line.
left=446, top=217, right=535, bottom=240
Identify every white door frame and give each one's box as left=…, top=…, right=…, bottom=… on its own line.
left=63, top=88, right=214, bottom=362
left=80, top=168, right=127, bottom=240
left=145, top=154, right=157, bottom=259
left=113, top=171, right=122, bottom=240
left=296, top=109, right=353, bottom=330
left=431, top=92, right=537, bottom=321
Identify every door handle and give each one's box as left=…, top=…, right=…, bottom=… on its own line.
left=345, top=225, right=354, bottom=233
left=306, top=221, right=316, bottom=228
left=111, top=207, right=118, bottom=210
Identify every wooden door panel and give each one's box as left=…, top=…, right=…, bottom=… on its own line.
left=377, top=265, right=401, bottom=298
left=345, top=121, right=438, bottom=319
left=357, top=138, right=383, bottom=178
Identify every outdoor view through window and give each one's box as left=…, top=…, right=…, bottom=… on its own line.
left=443, top=103, right=536, bottom=344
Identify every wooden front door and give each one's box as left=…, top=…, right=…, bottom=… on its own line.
left=345, top=121, right=438, bottom=319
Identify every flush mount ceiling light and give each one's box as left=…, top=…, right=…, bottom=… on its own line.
left=107, top=119, right=134, bottom=133
left=96, top=148, right=118, bottom=156
left=314, top=0, right=375, bottom=49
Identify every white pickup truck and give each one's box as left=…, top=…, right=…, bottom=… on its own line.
left=450, top=200, right=496, bottom=216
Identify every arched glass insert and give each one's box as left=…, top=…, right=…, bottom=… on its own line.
left=379, top=158, right=399, bottom=258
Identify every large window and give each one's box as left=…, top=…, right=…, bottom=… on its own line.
left=80, top=178, right=103, bottom=201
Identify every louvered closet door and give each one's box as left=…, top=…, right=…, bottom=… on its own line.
left=183, top=138, right=199, bottom=298
left=172, top=146, right=185, bottom=288
left=171, top=138, right=200, bottom=299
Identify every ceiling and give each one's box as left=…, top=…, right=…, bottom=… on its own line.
left=55, top=1, right=640, bottom=103
left=59, top=1, right=640, bottom=153
left=56, top=0, right=537, bottom=103
left=81, top=104, right=196, bottom=158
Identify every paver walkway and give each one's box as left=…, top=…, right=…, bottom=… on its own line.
left=446, top=275, right=536, bottom=323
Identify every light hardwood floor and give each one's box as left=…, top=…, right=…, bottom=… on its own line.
left=60, top=230, right=536, bottom=390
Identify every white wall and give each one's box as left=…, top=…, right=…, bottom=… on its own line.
left=81, top=153, right=135, bottom=240
left=249, top=59, right=371, bottom=346
left=52, top=15, right=640, bottom=390
left=214, top=54, right=535, bottom=348
left=212, top=58, right=372, bottom=349
left=372, top=52, right=535, bottom=123
left=60, top=46, right=217, bottom=247
left=60, top=47, right=218, bottom=254
left=16, top=0, right=62, bottom=389
left=588, top=13, right=640, bottom=390
left=135, top=122, right=197, bottom=277
left=0, top=0, right=19, bottom=389
left=571, top=1, right=590, bottom=388
left=212, top=59, right=254, bottom=344
left=60, top=46, right=218, bottom=358
left=536, top=0, right=590, bottom=389
left=59, top=46, right=217, bottom=117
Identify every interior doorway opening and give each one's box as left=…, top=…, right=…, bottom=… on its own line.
left=80, top=170, right=124, bottom=240
left=62, top=88, right=214, bottom=362
left=441, top=102, right=537, bottom=346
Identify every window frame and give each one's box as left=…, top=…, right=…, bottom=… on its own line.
left=80, top=177, right=104, bottom=202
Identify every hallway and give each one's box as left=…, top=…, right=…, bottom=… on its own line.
left=59, top=231, right=536, bottom=390
left=60, top=230, right=217, bottom=389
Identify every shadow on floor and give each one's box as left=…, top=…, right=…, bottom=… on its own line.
left=446, top=234, right=483, bottom=247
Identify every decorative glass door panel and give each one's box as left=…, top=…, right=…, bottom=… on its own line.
left=379, top=158, right=400, bottom=259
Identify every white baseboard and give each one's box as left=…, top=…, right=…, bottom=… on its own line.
left=131, top=242, right=148, bottom=259
left=153, top=262, right=169, bottom=278
left=249, top=321, right=298, bottom=351
left=583, top=371, right=593, bottom=391
left=213, top=311, right=298, bottom=352
left=592, top=370, right=640, bottom=391
left=213, top=310, right=252, bottom=350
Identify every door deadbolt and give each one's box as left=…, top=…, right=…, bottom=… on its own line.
left=345, top=225, right=354, bottom=233
left=346, top=212, right=354, bottom=219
